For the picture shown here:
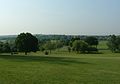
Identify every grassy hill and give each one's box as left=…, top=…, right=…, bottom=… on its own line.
left=0, top=52, right=120, bottom=84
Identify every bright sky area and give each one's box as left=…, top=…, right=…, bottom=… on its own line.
left=0, top=0, right=120, bottom=35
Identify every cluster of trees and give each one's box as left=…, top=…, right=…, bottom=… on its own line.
left=0, top=32, right=119, bottom=55
left=68, top=36, right=98, bottom=53
left=107, top=35, right=120, bottom=53
left=0, top=33, right=99, bottom=55
left=40, top=40, right=64, bottom=54
left=0, top=42, right=11, bottom=53
left=0, top=33, right=39, bottom=55
left=0, top=41, right=17, bottom=53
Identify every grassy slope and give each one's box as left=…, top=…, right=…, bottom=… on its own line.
left=0, top=53, right=120, bottom=84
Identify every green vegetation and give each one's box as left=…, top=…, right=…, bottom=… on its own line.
left=0, top=33, right=120, bottom=84
left=0, top=52, right=120, bottom=84
left=72, top=37, right=98, bottom=53
left=85, top=36, right=98, bottom=47
left=98, top=41, right=108, bottom=50
left=107, top=35, right=120, bottom=52
left=15, top=33, right=39, bottom=55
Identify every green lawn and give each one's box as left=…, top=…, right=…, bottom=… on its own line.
left=98, top=41, right=108, bottom=50
left=0, top=52, right=120, bottom=84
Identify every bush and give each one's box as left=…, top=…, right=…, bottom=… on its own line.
left=107, top=35, right=120, bottom=52
left=45, top=51, right=49, bottom=55
left=87, top=47, right=98, bottom=52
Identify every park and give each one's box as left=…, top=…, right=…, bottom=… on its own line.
left=0, top=0, right=120, bottom=84
left=0, top=33, right=120, bottom=84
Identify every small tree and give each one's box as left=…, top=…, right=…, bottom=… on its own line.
left=15, top=33, right=39, bottom=55
left=55, top=41, right=63, bottom=49
left=44, top=41, right=56, bottom=53
left=72, top=40, right=89, bottom=53
left=68, top=46, right=71, bottom=53
left=79, top=41, right=89, bottom=53
left=72, top=40, right=81, bottom=53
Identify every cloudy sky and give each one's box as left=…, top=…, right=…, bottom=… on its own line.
left=0, top=0, right=120, bottom=35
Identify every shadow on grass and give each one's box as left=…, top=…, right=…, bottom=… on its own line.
left=0, top=55, right=92, bottom=65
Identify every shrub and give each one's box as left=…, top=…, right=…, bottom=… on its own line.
left=45, top=51, right=49, bottom=55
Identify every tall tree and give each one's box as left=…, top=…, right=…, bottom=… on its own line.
left=15, top=33, right=38, bottom=55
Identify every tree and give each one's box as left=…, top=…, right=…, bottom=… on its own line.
left=79, top=41, right=89, bottom=53
left=2, top=42, right=11, bottom=53
left=72, top=40, right=81, bottom=53
left=55, top=41, right=63, bottom=49
left=0, top=42, right=4, bottom=53
left=107, top=35, right=120, bottom=52
left=70, top=37, right=80, bottom=47
left=44, top=41, right=56, bottom=53
left=72, top=40, right=89, bottom=53
left=0, top=42, right=11, bottom=53
left=15, top=33, right=39, bottom=55
left=68, top=46, right=71, bottom=53
left=85, top=36, right=98, bottom=47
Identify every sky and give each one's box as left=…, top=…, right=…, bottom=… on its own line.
left=0, top=0, right=120, bottom=35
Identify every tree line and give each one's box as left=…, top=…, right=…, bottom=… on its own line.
left=0, top=33, right=119, bottom=55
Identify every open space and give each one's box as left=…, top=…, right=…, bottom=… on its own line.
left=0, top=0, right=120, bottom=83
left=0, top=51, right=120, bottom=84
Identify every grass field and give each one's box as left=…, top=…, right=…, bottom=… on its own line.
left=0, top=41, right=120, bottom=84
left=0, top=51, right=120, bottom=84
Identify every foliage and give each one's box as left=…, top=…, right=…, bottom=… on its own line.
left=72, top=40, right=98, bottom=53
left=107, top=35, right=120, bottom=52
left=67, top=46, right=71, bottom=53
left=44, top=41, right=56, bottom=53
left=55, top=40, right=63, bottom=49
left=2, top=42, right=11, bottom=53
left=72, top=40, right=81, bottom=53
left=44, top=51, right=49, bottom=55
left=72, top=40, right=89, bottom=53
left=15, top=33, right=39, bottom=55
left=87, top=47, right=98, bottom=53
left=85, top=36, right=98, bottom=47
left=0, top=42, right=11, bottom=53
left=78, top=41, right=89, bottom=53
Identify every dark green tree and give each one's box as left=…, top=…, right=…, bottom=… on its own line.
left=15, top=33, right=39, bottom=55
left=2, top=42, right=11, bottom=53
left=107, top=35, right=120, bottom=52
left=0, top=42, right=4, bottom=53
left=67, top=46, right=71, bottom=53
left=79, top=41, right=89, bottom=53
left=85, top=36, right=98, bottom=47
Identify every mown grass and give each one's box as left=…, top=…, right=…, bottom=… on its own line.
left=0, top=52, right=120, bottom=84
